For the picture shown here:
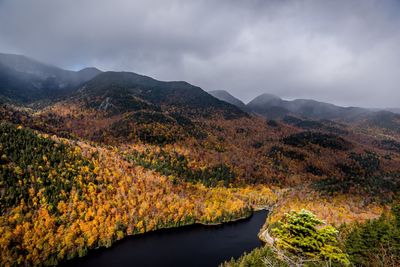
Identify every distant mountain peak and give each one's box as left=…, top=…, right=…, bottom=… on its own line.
left=78, top=67, right=102, bottom=73
left=256, top=93, right=281, bottom=100
left=250, top=93, right=281, bottom=103
left=0, top=52, right=61, bottom=78
left=76, top=67, right=102, bottom=82
left=246, top=92, right=372, bottom=121
left=208, top=90, right=247, bottom=111
left=247, top=93, right=283, bottom=108
left=0, top=52, right=102, bottom=103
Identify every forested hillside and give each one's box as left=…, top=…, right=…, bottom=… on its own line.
left=0, top=54, right=399, bottom=266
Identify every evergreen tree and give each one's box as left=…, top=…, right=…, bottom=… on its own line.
left=272, top=210, right=349, bottom=266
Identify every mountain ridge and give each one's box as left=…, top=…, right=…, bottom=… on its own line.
left=0, top=53, right=102, bottom=103
left=74, top=71, right=247, bottom=119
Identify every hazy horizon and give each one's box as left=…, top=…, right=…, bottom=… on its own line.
left=2, top=50, right=400, bottom=110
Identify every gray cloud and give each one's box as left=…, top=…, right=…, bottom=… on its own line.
left=0, top=0, right=399, bottom=107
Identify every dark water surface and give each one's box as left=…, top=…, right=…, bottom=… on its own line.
left=62, top=210, right=267, bottom=267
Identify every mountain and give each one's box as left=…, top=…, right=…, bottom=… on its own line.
left=247, top=93, right=282, bottom=107
left=77, top=67, right=103, bottom=82
left=55, top=71, right=249, bottom=144
left=75, top=71, right=246, bottom=119
left=208, top=90, right=247, bottom=111
left=0, top=53, right=101, bottom=103
left=247, top=93, right=400, bottom=133
left=387, top=108, right=400, bottom=114
left=247, top=93, right=369, bottom=121
left=0, top=53, right=243, bottom=119
left=370, top=107, right=400, bottom=114
left=362, top=110, right=400, bottom=132
left=1, top=53, right=400, bottom=266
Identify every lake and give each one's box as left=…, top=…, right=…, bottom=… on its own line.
left=62, top=210, right=268, bottom=267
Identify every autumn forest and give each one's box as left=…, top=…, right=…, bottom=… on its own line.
left=1, top=52, right=400, bottom=266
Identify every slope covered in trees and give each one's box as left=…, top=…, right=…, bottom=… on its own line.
left=1, top=103, right=398, bottom=265
left=76, top=71, right=246, bottom=119
left=0, top=54, right=399, bottom=266
left=0, top=122, right=96, bottom=211
left=0, top=123, right=278, bottom=265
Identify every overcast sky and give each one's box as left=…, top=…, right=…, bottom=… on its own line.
left=0, top=0, right=399, bottom=108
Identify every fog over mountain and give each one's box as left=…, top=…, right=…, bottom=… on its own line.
left=0, top=53, right=101, bottom=102
left=1, top=0, right=400, bottom=108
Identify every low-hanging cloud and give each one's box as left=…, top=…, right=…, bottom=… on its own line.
left=0, top=0, right=399, bottom=107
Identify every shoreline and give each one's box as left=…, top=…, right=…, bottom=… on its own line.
left=61, top=207, right=270, bottom=266
left=200, top=205, right=271, bottom=226
left=257, top=206, right=274, bottom=244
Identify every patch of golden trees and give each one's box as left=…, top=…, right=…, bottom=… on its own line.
left=0, top=137, right=278, bottom=266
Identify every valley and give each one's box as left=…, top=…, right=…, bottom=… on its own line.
left=1, top=53, right=400, bottom=266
